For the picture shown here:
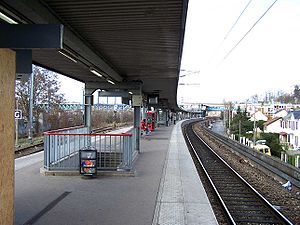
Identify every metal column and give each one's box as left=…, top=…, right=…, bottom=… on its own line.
left=165, top=110, right=169, bottom=126
left=142, top=105, right=147, bottom=121
left=134, top=106, right=141, bottom=152
left=28, top=72, right=34, bottom=144
left=84, top=88, right=93, bottom=134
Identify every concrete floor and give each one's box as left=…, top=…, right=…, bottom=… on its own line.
left=14, top=121, right=218, bottom=225
left=15, top=126, right=172, bottom=225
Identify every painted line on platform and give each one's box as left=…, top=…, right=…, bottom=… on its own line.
left=23, top=191, right=71, bottom=225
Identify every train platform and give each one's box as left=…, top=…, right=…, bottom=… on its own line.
left=14, top=120, right=218, bottom=225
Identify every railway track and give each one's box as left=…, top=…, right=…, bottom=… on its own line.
left=184, top=121, right=293, bottom=225
left=15, top=142, right=44, bottom=158
left=204, top=124, right=300, bottom=190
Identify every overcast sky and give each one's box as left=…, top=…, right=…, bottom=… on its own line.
left=59, top=0, right=300, bottom=104
left=178, top=0, right=300, bottom=104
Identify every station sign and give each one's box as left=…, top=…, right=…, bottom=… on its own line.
left=14, top=110, right=22, bottom=119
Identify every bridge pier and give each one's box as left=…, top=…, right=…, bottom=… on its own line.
left=0, top=49, right=15, bottom=225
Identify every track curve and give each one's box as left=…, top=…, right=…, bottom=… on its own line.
left=184, top=121, right=293, bottom=225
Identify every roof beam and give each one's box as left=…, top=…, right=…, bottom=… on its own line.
left=1, top=0, right=122, bottom=82
left=86, top=81, right=142, bottom=94
left=0, top=24, right=63, bottom=49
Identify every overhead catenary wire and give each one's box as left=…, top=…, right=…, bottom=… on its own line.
left=206, top=0, right=253, bottom=67
left=223, top=0, right=253, bottom=41
left=179, top=70, right=201, bottom=77
left=181, top=1, right=253, bottom=78
left=222, top=0, right=278, bottom=61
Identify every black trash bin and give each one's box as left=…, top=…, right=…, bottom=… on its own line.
left=79, top=146, right=97, bottom=177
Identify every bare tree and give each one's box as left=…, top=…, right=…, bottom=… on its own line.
left=15, top=65, right=65, bottom=133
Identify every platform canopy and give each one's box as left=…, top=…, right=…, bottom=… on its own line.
left=0, top=0, right=189, bottom=110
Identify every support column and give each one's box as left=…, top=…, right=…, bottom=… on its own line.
left=28, top=72, right=34, bottom=144
left=84, top=88, right=94, bottom=134
left=154, top=108, right=158, bottom=127
left=173, top=112, right=177, bottom=124
left=0, top=49, right=15, bottom=225
left=134, top=106, right=141, bottom=152
left=142, top=105, right=147, bottom=121
left=156, top=109, right=160, bottom=127
left=165, top=110, right=169, bottom=126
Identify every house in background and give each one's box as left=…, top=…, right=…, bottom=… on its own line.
left=249, top=111, right=268, bottom=122
left=263, top=117, right=282, bottom=133
left=273, top=109, right=288, bottom=118
left=263, top=110, right=288, bottom=134
left=279, top=110, right=300, bottom=149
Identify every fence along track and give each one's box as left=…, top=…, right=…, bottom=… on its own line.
left=184, top=122, right=293, bottom=225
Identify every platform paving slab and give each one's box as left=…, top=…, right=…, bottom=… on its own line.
left=152, top=121, right=218, bottom=225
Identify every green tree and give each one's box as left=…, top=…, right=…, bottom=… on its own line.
left=293, top=85, right=300, bottom=104
left=256, top=120, right=265, bottom=131
left=230, top=106, right=252, bottom=137
left=274, top=84, right=300, bottom=104
left=260, top=133, right=281, bottom=157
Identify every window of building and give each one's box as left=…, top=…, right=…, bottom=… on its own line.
left=292, top=121, right=295, bottom=130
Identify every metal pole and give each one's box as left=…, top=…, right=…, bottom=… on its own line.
left=133, top=106, right=141, bottom=152
left=15, top=98, right=18, bottom=146
left=82, top=88, right=85, bottom=112
left=239, top=120, right=241, bottom=139
left=253, top=109, right=256, bottom=145
left=28, top=72, right=34, bottom=144
left=98, top=90, right=100, bottom=109
left=228, top=106, right=231, bottom=131
left=84, top=94, right=92, bottom=134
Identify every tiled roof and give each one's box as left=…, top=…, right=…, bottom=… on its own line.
left=293, top=110, right=300, bottom=119
left=284, top=110, right=300, bottom=120
left=263, top=117, right=281, bottom=126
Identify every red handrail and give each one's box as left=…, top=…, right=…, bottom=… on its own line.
left=44, top=132, right=132, bottom=137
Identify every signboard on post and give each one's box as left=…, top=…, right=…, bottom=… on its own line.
left=132, top=95, right=142, bottom=107
left=14, top=110, right=22, bottom=119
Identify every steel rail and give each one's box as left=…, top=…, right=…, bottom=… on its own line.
left=184, top=121, right=293, bottom=225
left=184, top=127, right=236, bottom=225
left=15, top=142, right=44, bottom=158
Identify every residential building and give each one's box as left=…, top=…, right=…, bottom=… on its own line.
left=249, top=111, right=268, bottom=122
left=264, top=117, right=282, bottom=133
left=273, top=109, right=288, bottom=118
left=279, top=110, right=300, bottom=149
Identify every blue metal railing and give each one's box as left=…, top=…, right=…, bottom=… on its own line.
left=43, top=126, right=136, bottom=172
